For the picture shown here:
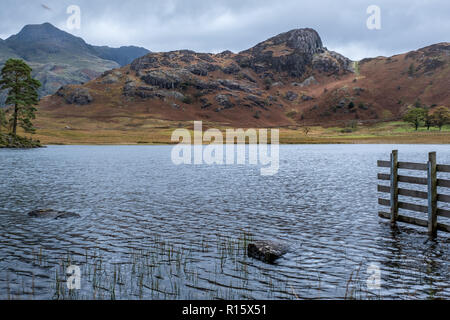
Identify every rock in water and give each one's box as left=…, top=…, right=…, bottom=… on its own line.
left=247, top=241, right=289, bottom=264
left=28, top=209, right=81, bottom=219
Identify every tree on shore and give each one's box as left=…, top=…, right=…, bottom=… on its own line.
left=0, top=59, right=41, bottom=135
left=303, top=127, right=311, bottom=136
left=432, top=106, right=450, bottom=131
left=424, top=108, right=433, bottom=130
left=403, top=107, right=427, bottom=131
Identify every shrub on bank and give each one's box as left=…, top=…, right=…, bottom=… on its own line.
left=0, top=133, right=42, bottom=148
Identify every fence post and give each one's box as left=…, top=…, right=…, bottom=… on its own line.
left=390, top=150, right=399, bottom=223
left=427, top=152, right=437, bottom=237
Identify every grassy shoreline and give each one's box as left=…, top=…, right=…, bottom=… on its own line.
left=0, top=133, right=43, bottom=148
left=12, top=121, right=450, bottom=146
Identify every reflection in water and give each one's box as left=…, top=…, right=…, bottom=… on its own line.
left=0, top=145, right=449, bottom=299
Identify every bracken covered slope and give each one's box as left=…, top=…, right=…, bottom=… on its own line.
left=37, top=29, right=449, bottom=129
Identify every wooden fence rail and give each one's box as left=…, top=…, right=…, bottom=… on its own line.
left=377, top=150, right=450, bottom=236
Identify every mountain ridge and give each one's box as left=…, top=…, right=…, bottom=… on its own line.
left=0, top=22, right=150, bottom=103
left=37, top=28, right=448, bottom=132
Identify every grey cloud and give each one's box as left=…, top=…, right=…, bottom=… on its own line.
left=0, top=0, right=448, bottom=60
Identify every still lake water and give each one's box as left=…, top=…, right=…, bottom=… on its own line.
left=0, top=144, right=449, bottom=300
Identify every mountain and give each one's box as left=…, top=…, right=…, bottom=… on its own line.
left=301, top=42, right=450, bottom=124
left=34, top=29, right=449, bottom=135
left=90, top=45, right=151, bottom=67
left=4, top=23, right=100, bottom=63
left=0, top=38, right=20, bottom=62
left=0, top=23, right=150, bottom=102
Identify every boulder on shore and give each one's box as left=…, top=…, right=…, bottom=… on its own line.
left=28, top=209, right=81, bottom=219
left=247, top=240, right=289, bottom=264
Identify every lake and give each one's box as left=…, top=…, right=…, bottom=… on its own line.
left=0, top=144, right=449, bottom=299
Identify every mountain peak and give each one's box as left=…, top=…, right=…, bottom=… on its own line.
left=237, top=28, right=344, bottom=78
left=91, top=45, right=150, bottom=67
left=9, top=22, right=72, bottom=41
left=3, top=23, right=150, bottom=66
left=272, top=28, right=323, bottom=51
left=0, top=23, right=150, bottom=101
left=246, top=28, right=323, bottom=55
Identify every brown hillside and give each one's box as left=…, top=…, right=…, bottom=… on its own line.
left=301, top=42, right=450, bottom=126
left=36, top=30, right=449, bottom=133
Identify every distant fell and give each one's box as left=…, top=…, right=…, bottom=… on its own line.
left=0, top=23, right=150, bottom=102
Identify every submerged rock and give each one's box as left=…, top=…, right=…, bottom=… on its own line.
left=28, top=209, right=81, bottom=219
left=247, top=240, right=289, bottom=264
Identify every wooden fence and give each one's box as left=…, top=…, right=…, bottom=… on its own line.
left=377, top=150, right=450, bottom=236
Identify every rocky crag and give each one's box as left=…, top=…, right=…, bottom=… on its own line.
left=38, top=29, right=449, bottom=128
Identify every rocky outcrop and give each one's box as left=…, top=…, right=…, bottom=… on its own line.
left=313, top=51, right=352, bottom=74
left=293, top=76, right=318, bottom=87
left=236, top=51, right=313, bottom=77
left=285, top=91, right=298, bottom=101
left=237, top=28, right=326, bottom=78
left=140, top=69, right=192, bottom=89
left=123, top=81, right=159, bottom=99
left=247, top=241, right=289, bottom=264
left=197, top=53, right=215, bottom=63
left=244, top=94, right=268, bottom=109
left=101, top=71, right=121, bottom=84
left=159, top=90, right=186, bottom=101
left=215, top=94, right=234, bottom=111
left=28, top=209, right=81, bottom=219
left=130, top=54, right=160, bottom=71
left=240, top=72, right=257, bottom=83
left=248, top=28, right=323, bottom=55
left=193, top=79, right=220, bottom=91
left=188, top=62, right=220, bottom=76
left=223, top=63, right=241, bottom=74
left=56, top=86, right=93, bottom=105
left=187, top=64, right=208, bottom=76
left=236, top=29, right=352, bottom=78
left=217, top=79, right=256, bottom=92
left=217, top=50, right=234, bottom=58
left=200, top=98, right=212, bottom=109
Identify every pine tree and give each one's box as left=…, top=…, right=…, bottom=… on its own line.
left=0, top=59, right=41, bottom=135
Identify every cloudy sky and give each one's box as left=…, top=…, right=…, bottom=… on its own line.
left=0, top=0, right=449, bottom=60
